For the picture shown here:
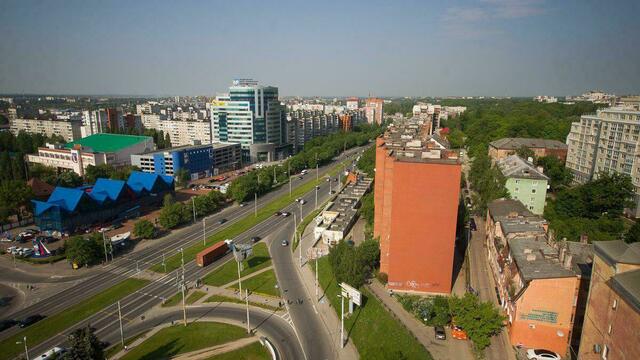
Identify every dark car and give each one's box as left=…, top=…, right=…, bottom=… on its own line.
left=0, top=319, right=17, bottom=332
left=434, top=326, right=446, bottom=340
left=469, top=218, right=477, bottom=231
left=19, top=314, right=45, bottom=328
left=218, top=218, right=227, bottom=225
left=274, top=211, right=283, bottom=216
left=251, top=236, right=261, bottom=243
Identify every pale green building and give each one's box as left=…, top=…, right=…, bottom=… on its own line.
left=497, top=155, right=549, bottom=215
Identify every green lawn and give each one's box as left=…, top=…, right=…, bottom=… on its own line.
left=186, top=290, right=207, bottom=304
left=203, top=243, right=271, bottom=286
left=151, top=159, right=351, bottom=273
left=316, top=257, right=433, bottom=360
left=162, top=291, right=184, bottom=307
left=228, top=269, right=279, bottom=298
left=105, top=330, right=148, bottom=359
left=204, top=294, right=279, bottom=312
left=0, top=278, right=149, bottom=360
left=120, top=322, right=249, bottom=360
left=205, top=341, right=270, bottom=360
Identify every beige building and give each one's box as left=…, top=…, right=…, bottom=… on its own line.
left=565, top=108, right=640, bottom=216
left=10, top=118, right=83, bottom=142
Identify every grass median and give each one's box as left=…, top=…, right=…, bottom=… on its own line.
left=206, top=341, right=270, bottom=360
left=204, top=294, right=280, bottom=312
left=203, top=243, right=271, bottom=287
left=151, top=160, right=351, bottom=274
left=228, top=269, right=279, bottom=298
left=0, top=278, right=149, bottom=360
left=315, top=257, right=432, bottom=360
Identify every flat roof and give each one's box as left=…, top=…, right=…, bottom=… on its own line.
left=509, top=237, right=576, bottom=281
left=134, top=142, right=238, bottom=156
left=65, top=133, right=151, bottom=153
left=609, top=269, right=640, bottom=313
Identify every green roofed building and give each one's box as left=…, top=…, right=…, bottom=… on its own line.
left=27, top=133, right=155, bottom=177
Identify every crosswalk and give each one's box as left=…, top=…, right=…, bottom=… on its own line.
left=279, top=311, right=294, bottom=326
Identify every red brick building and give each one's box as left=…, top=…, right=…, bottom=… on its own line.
left=374, top=123, right=461, bottom=294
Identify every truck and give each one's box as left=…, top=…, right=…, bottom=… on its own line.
left=196, top=239, right=233, bottom=267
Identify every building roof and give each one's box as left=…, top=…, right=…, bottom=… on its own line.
left=489, top=137, right=568, bottom=150
left=27, top=178, right=54, bottom=199
left=64, top=133, right=151, bottom=153
left=127, top=171, right=174, bottom=194
left=594, top=241, right=640, bottom=266
left=498, top=155, right=549, bottom=181
left=88, top=178, right=126, bottom=203
left=488, top=199, right=534, bottom=218
left=609, top=269, right=640, bottom=313
left=509, top=237, right=576, bottom=281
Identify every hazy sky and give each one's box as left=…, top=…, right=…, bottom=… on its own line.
left=1, top=0, right=639, bottom=97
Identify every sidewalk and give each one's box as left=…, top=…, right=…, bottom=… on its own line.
left=296, top=216, right=359, bottom=360
left=190, top=283, right=283, bottom=310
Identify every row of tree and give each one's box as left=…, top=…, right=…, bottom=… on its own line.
left=158, top=190, right=227, bottom=229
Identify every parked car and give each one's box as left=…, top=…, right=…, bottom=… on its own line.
left=526, top=349, right=561, bottom=360
left=6, top=246, right=18, bottom=255
left=451, top=324, right=468, bottom=340
left=19, top=314, right=45, bottom=328
left=0, top=319, right=17, bottom=332
left=434, top=326, right=446, bottom=340
left=281, top=240, right=289, bottom=246
left=218, top=218, right=227, bottom=225
left=251, top=236, right=261, bottom=243
left=20, top=248, right=34, bottom=257
left=469, top=218, right=477, bottom=231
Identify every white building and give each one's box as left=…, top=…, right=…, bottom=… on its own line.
left=10, top=118, right=83, bottom=142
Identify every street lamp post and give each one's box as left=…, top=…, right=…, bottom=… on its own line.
left=340, top=294, right=345, bottom=348
left=288, top=163, right=291, bottom=197
left=102, top=231, right=108, bottom=264
left=202, top=218, right=206, bottom=246
left=16, top=336, right=28, bottom=360
left=181, top=282, right=187, bottom=326
left=117, top=301, right=124, bottom=347
left=315, top=186, right=318, bottom=209
left=315, top=153, right=319, bottom=181
left=192, top=197, right=196, bottom=223
left=245, top=289, right=250, bottom=334
left=236, top=259, right=243, bottom=299
left=315, top=257, right=319, bottom=300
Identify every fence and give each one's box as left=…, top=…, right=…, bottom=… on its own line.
left=0, top=218, right=34, bottom=232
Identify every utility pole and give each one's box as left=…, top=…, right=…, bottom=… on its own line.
left=315, top=186, right=318, bottom=209
left=293, top=214, right=297, bottom=247
left=102, top=231, right=108, bottom=264
left=340, top=294, right=345, bottom=348
left=236, top=260, right=243, bottom=299
left=329, top=179, right=332, bottom=195
left=180, top=247, right=185, bottom=274
left=117, top=301, right=124, bottom=347
left=192, top=197, right=196, bottom=223
left=18, top=336, right=29, bottom=360
left=245, top=289, right=250, bottom=334
left=181, top=282, right=187, bottom=326
left=202, top=218, right=206, bottom=246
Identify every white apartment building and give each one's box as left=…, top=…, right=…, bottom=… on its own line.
left=158, top=120, right=211, bottom=147
left=565, top=107, right=640, bottom=216
left=80, top=110, right=109, bottom=137
left=10, top=118, right=83, bottom=142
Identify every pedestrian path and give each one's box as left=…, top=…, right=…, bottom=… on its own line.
left=172, top=337, right=259, bottom=360
left=219, top=265, right=274, bottom=289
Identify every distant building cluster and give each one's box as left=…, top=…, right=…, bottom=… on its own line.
left=412, top=103, right=466, bottom=135
left=534, top=95, right=558, bottom=103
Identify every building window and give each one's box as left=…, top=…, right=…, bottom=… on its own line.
left=532, top=189, right=536, bottom=193
left=602, top=345, right=608, bottom=360
left=607, top=324, right=612, bottom=334
left=612, top=299, right=617, bottom=309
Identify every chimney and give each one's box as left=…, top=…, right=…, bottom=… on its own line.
left=559, top=247, right=566, bottom=262
left=527, top=156, right=534, bottom=163
left=563, top=254, right=573, bottom=270
left=537, top=166, right=544, bottom=174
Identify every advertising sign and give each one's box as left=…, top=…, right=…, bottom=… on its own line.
left=340, top=282, right=362, bottom=306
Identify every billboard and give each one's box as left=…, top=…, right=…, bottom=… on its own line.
left=340, top=282, right=361, bottom=306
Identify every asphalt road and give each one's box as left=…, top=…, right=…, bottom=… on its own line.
left=11, top=147, right=364, bottom=358
left=117, top=306, right=305, bottom=360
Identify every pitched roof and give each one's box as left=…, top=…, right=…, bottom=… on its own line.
left=489, top=137, right=568, bottom=150
left=594, top=241, right=640, bottom=266
left=488, top=199, right=534, bottom=218
left=498, top=155, right=549, bottom=181
left=64, top=133, right=151, bottom=153
left=126, top=171, right=174, bottom=194
left=46, top=187, right=86, bottom=212
left=27, top=178, right=54, bottom=198
left=88, top=179, right=126, bottom=203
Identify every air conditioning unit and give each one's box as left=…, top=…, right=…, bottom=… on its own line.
left=593, top=344, right=602, bottom=354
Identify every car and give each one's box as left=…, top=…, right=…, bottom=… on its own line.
left=526, top=349, right=561, bottom=360
left=281, top=212, right=291, bottom=217
left=0, top=319, right=17, bottom=332
left=451, top=324, right=468, bottom=340
left=434, top=326, right=446, bottom=340
left=326, top=178, right=331, bottom=182
left=6, top=246, right=18, bottom=255
left=19, top=314, right=45, bottom=328
left=218, top=218, right=227, bottom=225
left=469, top=218, right=477, bottom=231
left=295, top=198, right=303, bottom=203
left=315, top=185, right=320, bottom=190
left=329, top=190, right=336, bottom=194
left=281, top=240, right=289, bottom=246
left=298, top=176, right=304, bottom=180
left=299, top=199, right=306, bottom=205
left=239, top=202, right=246, bottom=207
left=20, top=248, right=34, bottom=257
left=251, top=236, right=261, bottom=243
left=274, top=211, right=283, bottom=216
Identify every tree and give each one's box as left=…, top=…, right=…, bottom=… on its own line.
left=357, top=146, right=375, bottom=175
left=449, top=293, right=505, bottom=351
left=447, top=128, right=465, bottom=149
left=555, top=172, right=633, bottom=219
left=536, top=156, right=572, bottom=190
left=84, top=164, right=114, bottom=183
left=65, top=235, right=103, bottom=266
left=515, top=146, right=535, bottom=161
left=57, top=171, right=84, bottom=188
left=0, top=180, right=34, bottom=222
left=175, top=168, right=190, bottom=188
left=164, top=133, right=172, bottom=148
left=63, top=325, right=105, bottom=360
left=133, top=219, right=156, bottom=239
left=624, top=221, right=640, bottom=244
left=158, top=202, right=189, bottom=229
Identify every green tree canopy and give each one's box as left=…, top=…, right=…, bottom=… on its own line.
left=449, top=293, right=505, bottom=351
left=65, top=234, right=104, bottom=266
left=133, top=219, right=157, bottom=239
left=63, top=325, right=105, bottom=360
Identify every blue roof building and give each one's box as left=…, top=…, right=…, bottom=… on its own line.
left=32, top=171, right=174, bottom=232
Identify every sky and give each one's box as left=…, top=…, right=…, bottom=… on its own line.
left=1, top=0, right=639, bottom=97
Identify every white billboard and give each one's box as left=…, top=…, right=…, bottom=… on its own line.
left=340, top=282, right=361, bottom=306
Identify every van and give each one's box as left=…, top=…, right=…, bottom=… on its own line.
left=35, top=346, right=65, bottom=359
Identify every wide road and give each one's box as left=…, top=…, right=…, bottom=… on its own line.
left=19, top=148, right=364, bottom=358
left=106, top=306, right=304, bottom=360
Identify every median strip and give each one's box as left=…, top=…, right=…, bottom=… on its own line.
left=0, top=278, right=149, bottom=360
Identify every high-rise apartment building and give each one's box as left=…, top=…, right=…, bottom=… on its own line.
left=211, top=79, right=286, bottom=162
left=374, top=122, right=461, bottom=294
left=565, top=108, right=640, bottom=216
left=10, top=118, right=83, bottom=142
left=365, top=98, right=384, bottom=125
left=346, top=97, right=359, bottom=110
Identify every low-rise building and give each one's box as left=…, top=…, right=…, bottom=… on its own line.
left=489, top=137, right=568, bottom=163
left=27, top=134, right=154, bottom=177
left=131, top=142, right=241, bottom=179
left=10, top=117, right=83, bottom=142
left=497, top=155, right=549, bottom=215
left=578, top=241, right=640, bottom=360
left=314, top=175, right=373, bottom=245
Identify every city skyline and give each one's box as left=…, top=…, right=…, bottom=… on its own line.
left=1, top=0, right=639, bottom=97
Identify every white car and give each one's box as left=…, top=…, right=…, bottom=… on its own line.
left=21, top=248, right=34, bottom=257
left=6, top=246, right=18, bottom=255
left=526, top=349, right=561, bottom=360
